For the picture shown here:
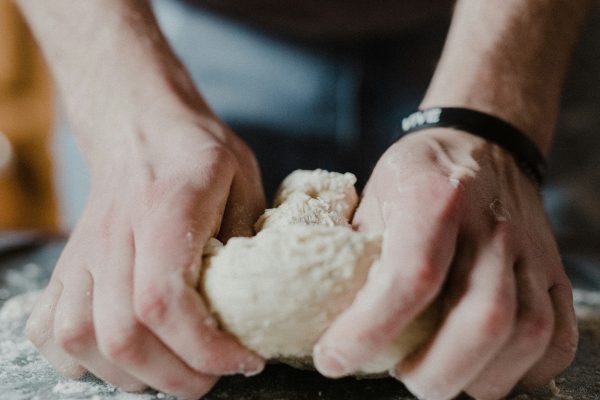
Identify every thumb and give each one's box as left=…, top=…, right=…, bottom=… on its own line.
left=218, top=174, right=266, bottom=241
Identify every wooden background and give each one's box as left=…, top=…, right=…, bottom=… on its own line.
left=0, top=0, right=58, bottom=231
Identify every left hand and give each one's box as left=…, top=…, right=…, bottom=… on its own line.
left=314, top=129, right=578, bottom=400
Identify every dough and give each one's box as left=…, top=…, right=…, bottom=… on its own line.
left=273, top=169, right=359, bottom=220
left=200, top=169, right=439, bottom=375
left=254, top=193, right=349, bottom=231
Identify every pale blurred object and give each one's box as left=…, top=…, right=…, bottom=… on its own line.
left=0, top=131, right=14, bottom=177
left=0, top=0, right=58, bottom=231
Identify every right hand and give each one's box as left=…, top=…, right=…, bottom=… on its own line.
left=314, top=129, right=577, bottom=399
left=25, top=112, right=266, bottom=399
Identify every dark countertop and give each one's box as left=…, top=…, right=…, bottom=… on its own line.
left=1, top=237, right=599, bottom=400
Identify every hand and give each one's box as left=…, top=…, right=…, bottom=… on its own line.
left=314, top=129, right=578, bottom=399
left=25, top=115, right=266, bottom=399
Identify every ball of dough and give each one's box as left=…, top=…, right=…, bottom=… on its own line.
left=203, top=226, right=381, bottom=361
left=254, top=193, right=349, bottom=232
left=274, top=169, right=359, bottom=220
left=199, top=169, right=439, bottom=375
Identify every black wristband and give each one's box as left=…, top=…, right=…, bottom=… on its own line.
left=399, top=107, right=547, bottom=186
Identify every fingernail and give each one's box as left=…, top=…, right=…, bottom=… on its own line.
left=240, top=355, right=265, bottom=377
left=243, top=365, right=264, bottom=377
left=388, top=367, right=401, bottom=380
left=313, top=344, right=349, bottom=378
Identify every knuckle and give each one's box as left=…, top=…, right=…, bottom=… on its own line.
left=477, top=300, right=515, bottom=337
left=55, top=321, right=94, bottom=353
left=409, top=262, right=442, bottom=299
left=483, top=312, right=512, bottom=338
left=361, top=321, right=396, bottom=348
left=98, top=323, right=143, bottom=363
left=520, top=313, right=554, bottom=344
left=134, top=282, right=172, bottom=325
left=185, top=336, right=226, bottom=373
left=204, top=143, right=238, bottom=170
left=352, top=320, right=406, bottom=350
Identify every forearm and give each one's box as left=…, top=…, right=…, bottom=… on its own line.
left=16, top=0, right=215, bottom=153
left=422, top=0, right=589, bottom=154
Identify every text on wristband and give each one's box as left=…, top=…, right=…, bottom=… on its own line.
left=401, top=108, right=442, bottom=132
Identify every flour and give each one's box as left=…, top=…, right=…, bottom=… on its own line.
left=4, top=263, right=44, bottom=293
left=52, top=380, right=108, bottom=396
left=0, top=293, right=173, bottom=399
left=0, top=290, right=41, bottom=322
left=2, top=170, right=597, bottom=396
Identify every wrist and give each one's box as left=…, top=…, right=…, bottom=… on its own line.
left=420, top=86, right=554, bottom=157
left=84, top=114, right=248, bottom=190
left=61, top=31, right=216, bottom=147
left=387, top=128, right=523, bottom=191
left=400, top=107, right=546, bottom=185
left=17, top=0, right=222, bottom=155
left=422, top=0, right=589, bottom=156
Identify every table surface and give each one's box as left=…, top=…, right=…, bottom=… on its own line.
left=1, top=237, right=599, bottom=400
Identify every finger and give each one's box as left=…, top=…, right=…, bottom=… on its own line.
left=395, top=229, right=517, bottom=400
left=465, top=259, right=554, bottom=400
left=93, top=234, right=218, bottom=399
left=53, top=268, right=145, bottom=391
left=520, top=282, right=578, bottom=388
left=315, top=182, right=461, bottom=377
left=219, top=173, right=266, bottom=240
left=351, top=181, right=384, bottom=233
left=133, top=203, right=265, bottom=376
left=25, top=277, right=86, bottom=378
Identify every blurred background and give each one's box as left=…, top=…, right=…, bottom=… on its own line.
left=0, top=0, right=56, bottom=231
left=0, top=0, right=598, bottom=267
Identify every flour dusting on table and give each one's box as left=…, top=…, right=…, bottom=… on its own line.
left=0, top=291, right=173, bottom=399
